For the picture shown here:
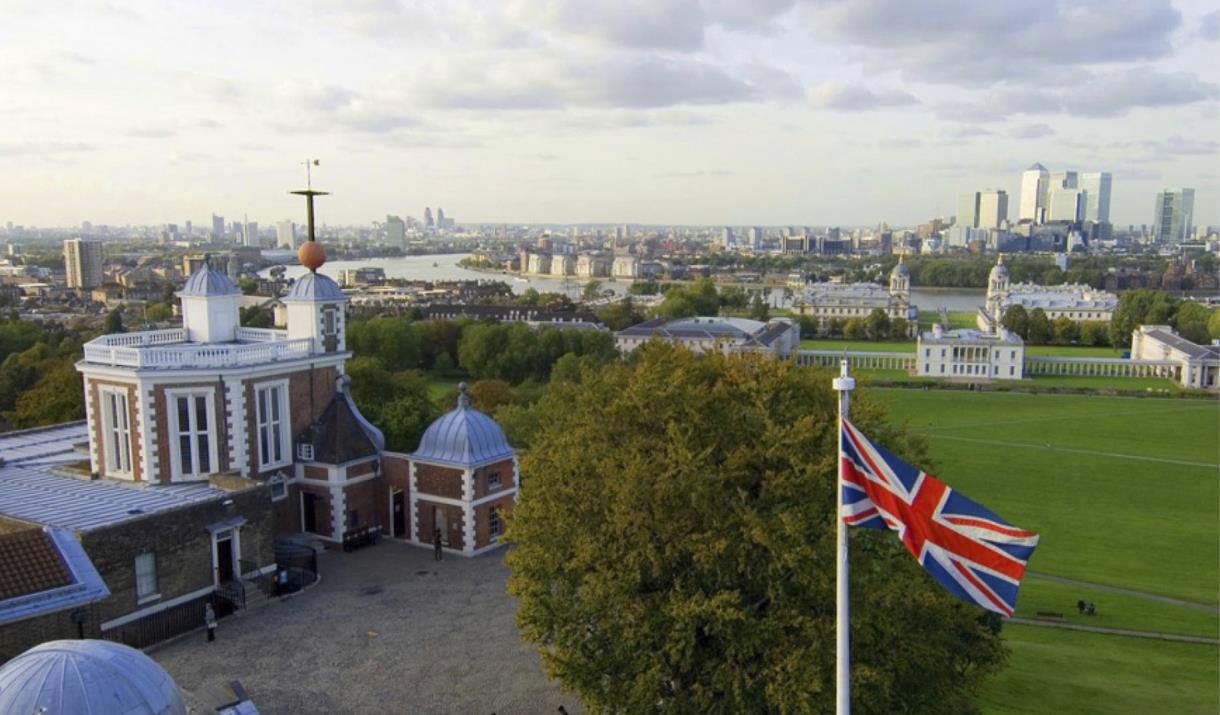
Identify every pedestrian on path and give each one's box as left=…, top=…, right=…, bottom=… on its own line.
left=433, top=528, right=443, bottom=561
left=204, top=603, right=217, bottom=642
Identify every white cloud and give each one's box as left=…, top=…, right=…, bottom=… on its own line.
left=807, top=81, right=917, bottom=110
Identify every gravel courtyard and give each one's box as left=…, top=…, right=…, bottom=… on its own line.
left=150, top=541, right=583, bottom=715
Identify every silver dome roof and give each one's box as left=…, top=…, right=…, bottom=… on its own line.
left=178, top=264, right=239, bottom=298
left=282, top=272, right=346, bottom=303
left=412, top=384, right=513, bottom=466
left=0, top=640, right=186, bottom=715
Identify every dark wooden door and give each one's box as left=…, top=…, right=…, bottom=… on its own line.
left=302, top=492, right=318, bottom=533
left=392, top=491, right=405, bottom=538
left=216, top=538, right=234, bottom=583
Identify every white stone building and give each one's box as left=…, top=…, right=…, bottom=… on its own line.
left=795, top=258, right=915, bottom=333
left=612, top=255, right=640, bottom=279
left=1130, top=325, right=1220, bottom=389
left=615, top=316, right=800, bottom=358
left=916, top=323, right=1025, bottom=380
left=979, top=254, right=1116, bottom=331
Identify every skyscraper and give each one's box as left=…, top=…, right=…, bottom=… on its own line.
left=748, top=227, right=762, bottom=249
left=437, top=208, right=446, bottom=229
left=978, top=190, right=1008, bottom=229
left=385, top=215, right=406, bottom=249
left=1154, top=189, right=1195, bottom=243
left=63, top=238, right=104, bottom=289
left=721, top=227, right=735, bottom=249
left=244, top=220, right=259, bottom=248
left=957, top=192, right=980, bottom=230
left=211, top=214, right=225, bottom=241
left=276, top=220, right=296, bottom=249
left=1079, top=172, right=1112, bottom=224
left=1048, top=187, right=1084, bottom=222
left=1019, top=163, right=1049, bottom=222
left=424, top=207, right=434, bottom=228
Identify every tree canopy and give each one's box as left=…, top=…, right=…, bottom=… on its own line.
left=506, top=344, right=1006, bottom=714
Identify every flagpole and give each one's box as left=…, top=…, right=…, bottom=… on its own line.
left=833, top=359, right=855, bottom=715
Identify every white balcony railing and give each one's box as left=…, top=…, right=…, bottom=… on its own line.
left=83, top=329, right=313, bottom=369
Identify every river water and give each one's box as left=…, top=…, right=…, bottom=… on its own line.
left=264, top=252, right=984, bottom=313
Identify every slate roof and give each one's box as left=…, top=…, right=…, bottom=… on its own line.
left=1144, top=329, right=1220, bottom=360
left=297, top=389, right=384, bottom=464
left=0, top=422, right=89, bottom=468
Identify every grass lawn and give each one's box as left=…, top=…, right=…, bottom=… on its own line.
left=918, top=310, right=978, bottom=329
left=873, top=390, right=1219, bottom=603
left=1024, top=344, right=1125, bottom=358
left=425, top=377, right=460, bottom=401
left=1024, top=374, right=1180, bottom=390
left=1016, top=575, right=1219, bottom=638
left=980, top=624, right=1219, bottom=715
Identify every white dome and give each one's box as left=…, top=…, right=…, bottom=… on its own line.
left=989, top=255, right=1009, bottom=281
left=283, top=272, right=346, bottom=302
left=178, top=264, right=239, bottom=297
left=0, top=640, right=186, bottom=715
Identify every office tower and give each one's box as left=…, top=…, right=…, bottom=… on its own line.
left=957, top=192, right=981, bottom=229
left=1019, top=163, right=1049, bottom=222
left=1154, top=189, right=1195, bottom=243
left=63, top=238, right=103, bottom=289
left=276, top=220, right=296, bottom=248
left=81, top=221, right=92, bottom=234
left=437, top=208, right=446, bottom=228
left=1079, top=172, right=1112, bottom=224
left=385, top=215, right=406, bottom=248
left=748, top=227, right=762, bottom=249
left=1048, top=187, right=1084, bottom=222
left=211, top=214, right=225, bottom=241
left=978, top=190, right=1008, bottom=229
left=184, top=220, right=192, bottom=237
left=244, top=220, right=259, bottom=247
left=424, top=207, right=434, bottom=228
left=721, top=227, right=734, bottom=249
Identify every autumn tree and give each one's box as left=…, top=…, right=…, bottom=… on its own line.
left=1026, top=308, right=1051, bottom=345
left=507, top=345, right=1006, bottom=714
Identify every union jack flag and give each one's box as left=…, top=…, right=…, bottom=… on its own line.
left=840, top=419, right=1039, bottom=616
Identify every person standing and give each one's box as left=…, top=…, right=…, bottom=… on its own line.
left=433, top=527, right=443, bottom=561
left=204, top=602, right=217, bottom=642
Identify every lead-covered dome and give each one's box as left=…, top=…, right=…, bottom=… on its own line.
left=283, top=271, right=346, bottom=302
left=412, top=383, right=513, bottom=466
left=0, top=640, right=186, bottom=715
left=890, top=256, right=910, bottom=278
left=178, top=262, right=239, bottom=297
left=989, top=254, right=1009, bottom=281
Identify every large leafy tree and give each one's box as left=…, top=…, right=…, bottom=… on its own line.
left=507, top=344, right=1006, bottom=714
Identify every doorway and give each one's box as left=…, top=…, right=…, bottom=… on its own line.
left=391, top=490, right=405, bottom=538
left=215, top=534, right=235, bottom=583
left=302, top=492, right=318, bottom=534
left=434, top=506, right=448, bottom=546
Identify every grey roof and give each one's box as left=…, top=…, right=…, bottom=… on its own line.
left=178, top=264, right=239, bottom=298
left=0, top=422, right=88, bottom=468
left=298, top=388, right=384, bottom=464
left=1144, top=329, right=1220, bottom=360
left=1026, top=162, right=1047, bottom=171
left=282, top=272, right=347, bottom=303
left=890, top=261, right=910, bottom=277
left=412, top=386, right=513, bottom=467
left=0, top=528, right=110, bottom=627
left=989, top=256, right=1009, bottom=280
left=0, top=461, right=227, bottom=532
left=0, top=639, right=186, bottom=715
left=617, top=316, right=767, bottom=340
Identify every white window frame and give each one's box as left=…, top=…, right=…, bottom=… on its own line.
left=268, top=472, right=289, bottom=502
left=488, top=505, right=502, bottom=540
left=135, top=552, right=159, bottom=604
left=99, top=386, right=133, bottom=478
left=254, top=379, right=291, bottom=471
left=487, top=472, right=501, bottom=491
left=165, top=387, right=219, bottom=482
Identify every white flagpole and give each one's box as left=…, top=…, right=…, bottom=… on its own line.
left=832, top=359, right=855, bottom=715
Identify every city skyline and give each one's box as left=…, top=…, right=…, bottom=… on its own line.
left=1, top=0, right=1217, bottom=228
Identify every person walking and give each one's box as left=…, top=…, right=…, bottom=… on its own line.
left=204, top=602, right=217, bottom=642
left=433, top=527, right=443, bottom=561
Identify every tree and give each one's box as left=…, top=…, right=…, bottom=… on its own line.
left=864, top=309, right=891, bottom=341
left=4, top=359, right=85, bottom=429
left=1026, top=308, right=1050, bottom=345
left=506, top=345, right=1006, bottom=714
left=748, top=293, right=770, bottom=322
left=843, top=317, right=867, bottom=339
left=890, top=317, right=909, bottom=341
left=239, top=306, right=274, bottom=328
left=1172, top=301, right=1212, bottom=344
left=238, top=277, right=259, bottom=295
left=1209, top=308, right=1220, bottom=341
left=1078, top=321, right=1110, bottom=347
left=1052, top=316, right=1078, bottom=345
left=1001, top=305, right=1028, bottom=339
left=144, top=303, right=172, bottom=322
left=596, top=298, right=645, bottom=331
left=582, top=280, right=603, bottom=301
left=1109, top=289, right=1176, bottom=347
left=104, top=309, right=124, bottom=334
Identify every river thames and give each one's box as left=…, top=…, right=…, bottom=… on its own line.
left=265, top=252, right=985, bottom=313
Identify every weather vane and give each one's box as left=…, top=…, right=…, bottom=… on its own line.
left=290, top=159, right=329, bottom=245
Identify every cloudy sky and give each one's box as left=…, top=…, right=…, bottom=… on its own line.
left=2, top=0, right=1217, bottom=228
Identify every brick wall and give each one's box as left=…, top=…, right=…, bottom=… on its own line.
left=342, top=477, right=386, bottom=532
left=243, top=366, right=336, bottom=479
left=415, top=500, right=464, bottom=549
left=0, top=603, right=104, bottom=662
left=415, top=463, right=463, bottom=499
left=474, top=495, right=516, bottom=549
left=297, top=483, right=333, bottom=538
left=472, top=458, right=515, bottom=499
left=381, top=454, right=412, bottom=539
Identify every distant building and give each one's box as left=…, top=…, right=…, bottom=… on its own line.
left=721, top=227, right=735, bottom=249
left=243, top=220, right=259, bottom=248
left=338, top=267, right=386, bottom=287
left=424, top=207, right=434, bottom=228
left=611, top=255, right=639, bottom=279
left=526, top=253, right=551, bottom=275
left=436, top=208, right=446, bottom=229
left=385, top=215, right=406, bottom=249
left=549, top=253, right=575, bottom=276
left=1130, top=325, right=1219, bottom=390
left=211, top=214, right=225, bottom=241
left=748, top=227, right=763, bottom=249
left=916, top=324, right=1025, bottom=380
left=1079, top=172, right=1112, bottom=224
left=421, top=304, right=604, bottom=331
left=575, top=253, right=612, bottom=278
left=616, top=316, right=800, bottom=358
left=1154, top=189, right=1195, bottom=243
left=1019, top=163, right=1049, bottom=222
left=63, top=239, right=103, bottom=289
left=276, top=220, right=296, bottom=249
left=796, top=257, right=915, bottom=333
left=979, top=254, right=1116, bottom=330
